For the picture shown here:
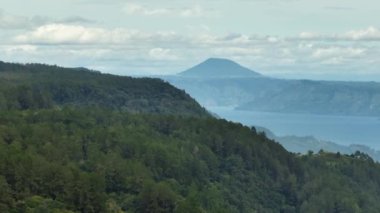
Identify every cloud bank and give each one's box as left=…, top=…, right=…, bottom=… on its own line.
left=2, top=21, right=380, bottom=79
left=299, top=27, right=380, bottom=41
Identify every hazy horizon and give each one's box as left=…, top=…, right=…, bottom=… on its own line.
left=1, top=0, right=380, bottom=81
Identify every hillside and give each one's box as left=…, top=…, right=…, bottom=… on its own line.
left=3, top=108, right=380, bottom=212
left=0, top=61, right=208, bottom=117
left=179, top=58, right=261, bottom=78
left=2, top=62, right=380, bottom=212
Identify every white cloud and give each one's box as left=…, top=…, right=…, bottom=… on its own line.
left=223, top=34, right=252, bottom=44
left=4, top=24, right=380, bottom=77
left=0, top=9, right=93, bottom=30
left=123, top=3, right=206, bottom=17
left=124, top=3, right=169, bottom=16
left=13, top=24, right=181, bottom=45
left=213, top=47, right=262, bottom=56
left=267, top=36, right=279, bottom=43
left=299, top=32, right=321, bottom=40
left=14, top=24, right=104, bottom=44
left=4, top=45, right=37, bottom=55
left=300, top=26, right=380, bottom=41
left=149, top=48, right=178, bottom=60
left=312, top=47, right=366, bottom=59
left=345, top=27, right=380, bottom=41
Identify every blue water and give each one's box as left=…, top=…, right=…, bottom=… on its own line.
left=208, top=107, right=380, bottom=150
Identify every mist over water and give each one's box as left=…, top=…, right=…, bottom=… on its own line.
left=209, top=106, right=380, bottom=150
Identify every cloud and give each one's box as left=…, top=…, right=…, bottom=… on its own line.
left=124, top=3, right=169, bottom=16
left=4, top=45, right=38, bottom=55
left=345, top=27, right=380, bottom=41
left=149, top=48, right=178, bottom=60
left=312, top=47, right=366, bottom=59
left=0, top=10, right=38, bottom=29
left=299, top=26, right=380, bottom=41
left=58, top=16, right=95, bottom=24
left=0, top=9, right=93, bottom=30
left=213, top=47, right=263, bottom=56
left=123, top=3, right=206, bottom=17
left=5, top=24, right=380, bottom=77
left=311, top=47, right=366, bottom=65
left=13, top=24, right=181, bottom=45
left=180, top=5, right=204, bottom=17
left=14, top=24, right=106, bottom=44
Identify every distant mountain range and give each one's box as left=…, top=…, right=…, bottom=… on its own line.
left=161, top=58, right=380, bottom=159
left=165, top=58, right=380, bottom=116
left=256, top=126, right=380, bottom=162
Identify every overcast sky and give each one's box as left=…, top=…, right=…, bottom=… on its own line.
left=1, top=0, right=380, bottom=80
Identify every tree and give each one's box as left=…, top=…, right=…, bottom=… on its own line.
left=136, top=182, right=178, bottom=213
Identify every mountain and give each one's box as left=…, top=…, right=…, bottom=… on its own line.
left=162, top=58, right=380, bottom=162
left=5, top=107, right=380, bottom=212
left=236, top=80, right=380, bottom=116
left=257, top=126, right=380, bottom=162
left=0, top=61, right=208, bottom=117
left=165, top=60, right=380, bottom=116
left=3, top=61, right=380, bottom=212
left=179, top=58, right=261, bottom=78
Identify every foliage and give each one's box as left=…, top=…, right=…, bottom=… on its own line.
left=1, top=61, right=380, bottom=212
left=0, top=109, right=380, bottom=212
left=0, top=61, right=208, bottom=117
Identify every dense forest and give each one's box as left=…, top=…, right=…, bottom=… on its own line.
left=0, top=61, right=208, bottom=117
left=1, top=62, right=380, bottom=212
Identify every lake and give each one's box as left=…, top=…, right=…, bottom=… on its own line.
left=208, top=107, right=380, bottom=150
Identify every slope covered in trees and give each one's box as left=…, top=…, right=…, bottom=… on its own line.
left=1, top=61, right=380, bottom=212
left=0, top=61, right=208, bottom=117
left=1, top=109, right=380, bottom=212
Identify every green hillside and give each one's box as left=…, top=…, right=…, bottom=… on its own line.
left=2, top=108, right=380, bottom=213
left=1, top=62, right=380, bottom=212
left=0, top=61, right=208, bottom=117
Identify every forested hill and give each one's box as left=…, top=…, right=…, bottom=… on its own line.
left=2, top=61, right=380, bottom=212
left=0, top=61, right=208, bottom=117
left=2, top=108, right=380, bottom=212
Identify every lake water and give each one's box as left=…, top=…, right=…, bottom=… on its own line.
left=208, top=107, right=380, bottom=150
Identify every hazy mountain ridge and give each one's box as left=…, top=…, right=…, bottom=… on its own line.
left=165, top=58, right=380, bottom=116
left=237, top=80, right=380, bottom=116
left=256, top=126, right=380, bottom=162
left=163, top=58, right=380, bottom=160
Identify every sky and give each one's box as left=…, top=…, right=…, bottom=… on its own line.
left=1, top=0, right=380, bottom=81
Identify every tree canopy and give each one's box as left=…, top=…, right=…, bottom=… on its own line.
left=1, top=61, right=380, bottom=212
